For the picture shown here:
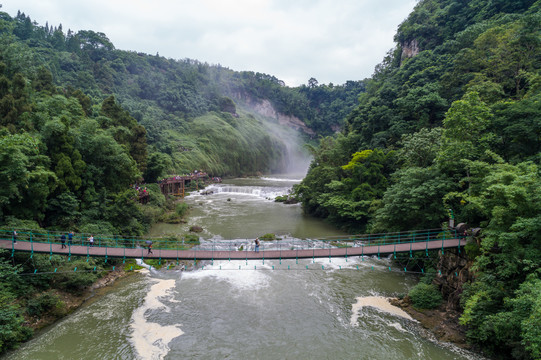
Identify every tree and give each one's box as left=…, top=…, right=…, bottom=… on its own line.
left=100, top=96, right=148, bottom=173
left=371, top=167, right=455, bottom=232
left=398, top=127, right=443, bottom=168
left=144, top=151, right=171, bottom=183
left=458, top=161, right=541, bottom=358
left=308, top=77, right=319, bottom=88
left=437, top=91, right=495, bottom=171
left=0, top=251, right=31, bottom=354
left=0, top=133, right=56, bottom=222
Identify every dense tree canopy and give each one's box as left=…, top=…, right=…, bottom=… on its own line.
left=296, top=1, right=541, bottom=358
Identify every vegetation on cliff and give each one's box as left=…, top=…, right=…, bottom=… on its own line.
left=295, top=1, right=541, bottom=358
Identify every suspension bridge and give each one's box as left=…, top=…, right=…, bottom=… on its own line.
left=0, top=228, right=465, bottom=263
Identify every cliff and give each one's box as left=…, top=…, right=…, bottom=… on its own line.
left=433, top=248, right=474, bottom=311
left=233, top=93, right=316, bottom=136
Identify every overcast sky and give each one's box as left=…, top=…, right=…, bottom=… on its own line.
left=2, top=0, right=416, bottom=87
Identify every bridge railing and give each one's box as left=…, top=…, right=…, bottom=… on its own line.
left=0, top=227, right=459, bottom=253
left=190, top=228, right=458, bottom=251
left=0, top=228, right=202, bottom=251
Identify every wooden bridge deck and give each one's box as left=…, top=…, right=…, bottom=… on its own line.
left=0, top=238, right=463, bottom=260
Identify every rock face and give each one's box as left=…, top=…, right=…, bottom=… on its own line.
left=401, top=39, right=420, bottom=61
left=253, top=99, right=316, bottom=136
left=433, top=248, right=473, bottom=311
left=232, top=93, right=316, bottom=136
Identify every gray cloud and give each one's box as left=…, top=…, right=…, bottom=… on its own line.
left=2, top=0, right=415, bottom=86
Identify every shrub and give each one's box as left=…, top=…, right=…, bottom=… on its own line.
left=184, top=234, right=200, bottom=244
left=465, top=241, right=481, bottom=260
left=175, top=202, right=189, bottom=217
left=408, top=283, right=443, bottom=309
left=26, top=292, right=59, bottom=317
left=260, top=233, right=281, bottom=241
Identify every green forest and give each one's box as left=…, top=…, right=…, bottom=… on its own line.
left=294, top=0, right=541, bottom=358
left=0, top=0, right=540, bottom=358
left=0, top=5, right=365, bottom=354
left=0, top=7, right=366, bottom=232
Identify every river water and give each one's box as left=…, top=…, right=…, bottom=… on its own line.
left=4, top=177, right=483, bottom=360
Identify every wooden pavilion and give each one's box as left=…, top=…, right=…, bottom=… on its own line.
left=158, top=172, right=209, bottom=197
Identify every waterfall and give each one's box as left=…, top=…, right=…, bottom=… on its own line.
left=198, top=184, right=290, bottom=200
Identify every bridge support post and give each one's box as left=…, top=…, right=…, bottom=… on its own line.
left=396, top=233, right=400, bottom=259
left=426, top=232, right=429, bottom=257
left=410, top=232, right=414, bottom=258
left=329, top=241, right=331, bottom=263
left=441, top=229, right=445, bottom=255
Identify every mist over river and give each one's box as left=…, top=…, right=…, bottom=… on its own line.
left=3, top=177, right=484, bottom=360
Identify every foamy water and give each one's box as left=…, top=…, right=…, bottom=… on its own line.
left=350, top=296, right=414, bottom=326
left=260, top=176, right=303, bottom=182
left=130, top=278, right=184, bottom=360
left=183, top=260, right=272, bottom=291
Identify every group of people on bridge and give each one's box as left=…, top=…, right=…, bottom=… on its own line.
left=11, top=230, right=95, bottom=248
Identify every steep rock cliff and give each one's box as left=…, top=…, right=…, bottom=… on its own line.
left=433, top=248, right=474, bottom=311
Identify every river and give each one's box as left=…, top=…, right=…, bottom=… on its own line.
left=3, top=177, right=483, bottom=360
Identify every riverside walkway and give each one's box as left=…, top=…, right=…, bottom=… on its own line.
left=0, top=228, right=465, bottom=261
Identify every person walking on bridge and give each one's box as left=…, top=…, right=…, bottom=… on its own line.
left=88, top=235, right=94, bottom=247
left=148, top=243, right=153, bottom=255
left=254, top=238, right=260, bottom=253
left=68, top=231, right=73, bottom=246
left=61, top=234, right=67, bottom=249
left=12, top=229, right=17, bottom=244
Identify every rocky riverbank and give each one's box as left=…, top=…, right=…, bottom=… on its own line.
left=391, top=248, right=476, bottom=350
left=390, top=296, right=469, bottom=348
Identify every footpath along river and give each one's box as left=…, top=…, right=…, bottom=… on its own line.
left=3, top=177, right=484, bottom=360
